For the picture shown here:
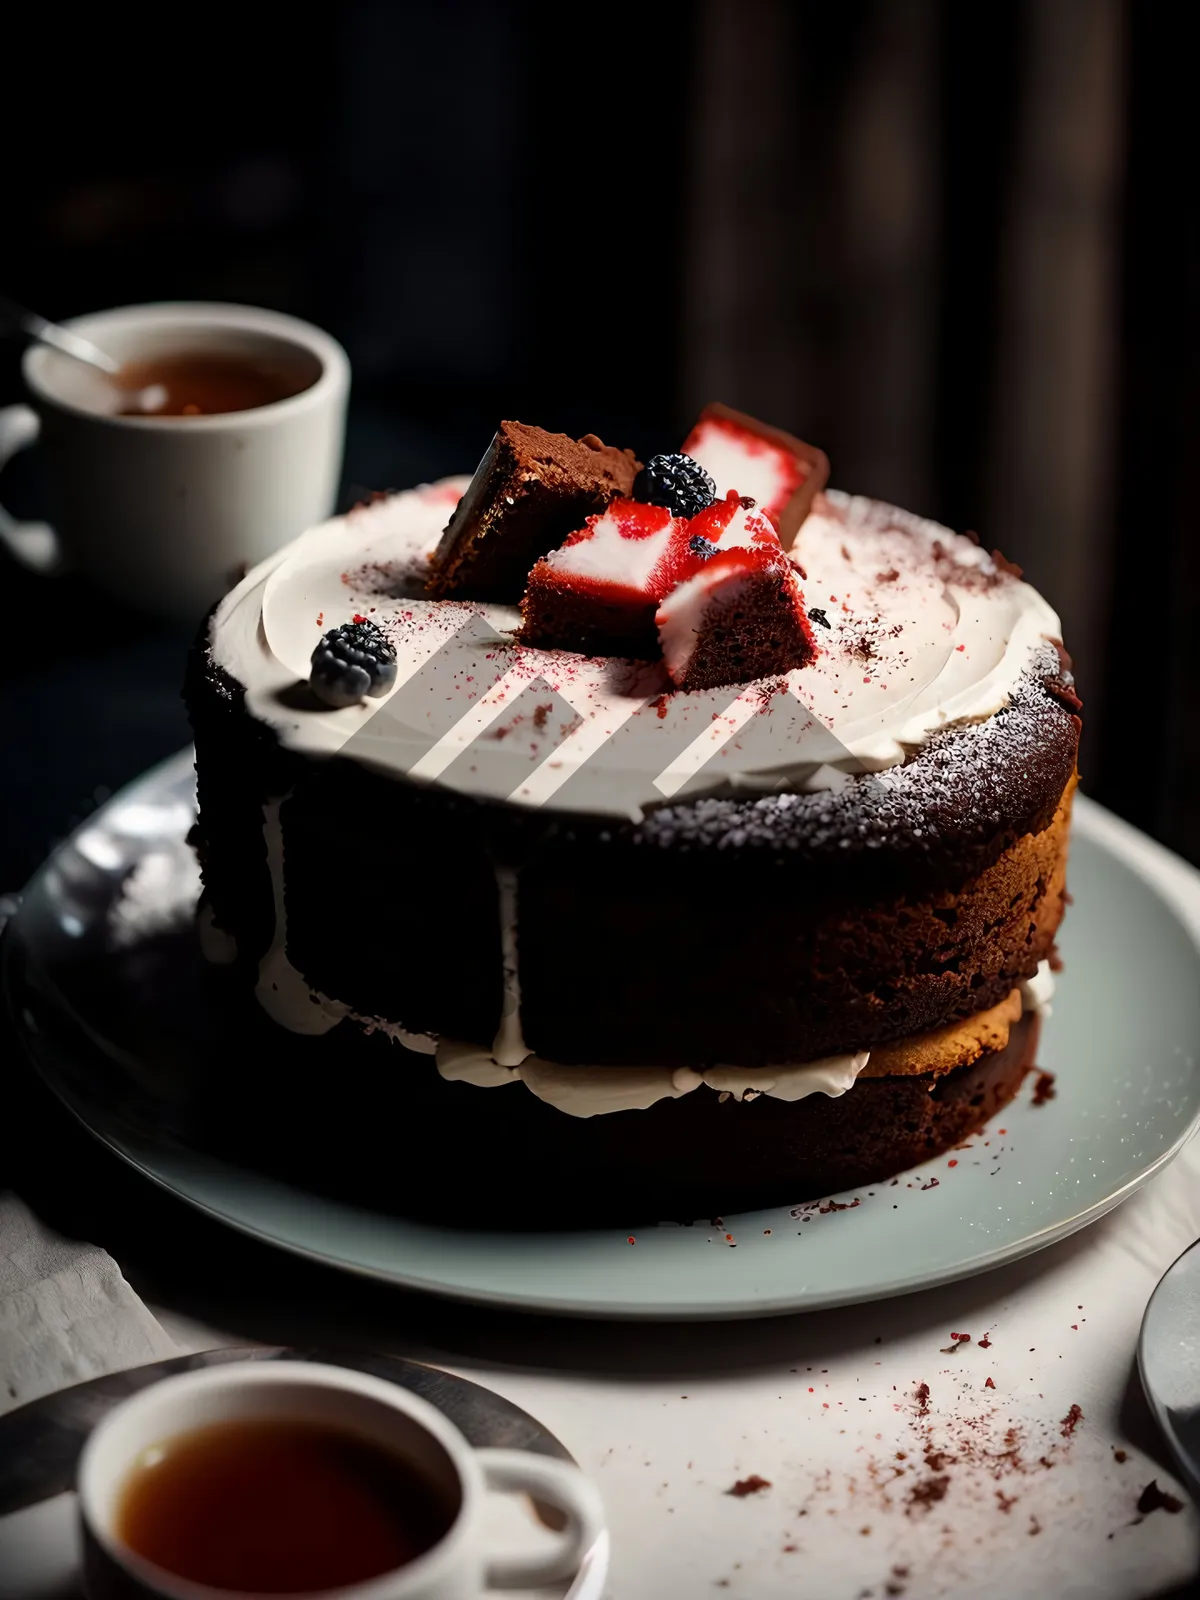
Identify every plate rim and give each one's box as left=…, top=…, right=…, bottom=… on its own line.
left=8, top=757, right=1200, bottom=1320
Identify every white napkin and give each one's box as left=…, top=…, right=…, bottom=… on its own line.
left=0, top=1193, right=178, bottom=1419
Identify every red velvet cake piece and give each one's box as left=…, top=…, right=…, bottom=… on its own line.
left=429, top=421, right=639, bottom=603
left=682, top=402, right=829, bottom=549
left=520, top=498, right=691, bottom=658
left=656, top=528, right=817, bottom=692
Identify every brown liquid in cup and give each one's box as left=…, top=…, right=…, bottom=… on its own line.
left=115, top=1417, right=454, bottom=1592
left=116, top=352, right=316, bottom=416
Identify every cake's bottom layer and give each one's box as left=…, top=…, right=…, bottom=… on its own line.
left=197, top=995, right=1040, bottom=1227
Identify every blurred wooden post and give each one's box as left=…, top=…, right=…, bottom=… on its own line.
left=986, top=0, right=1123, bottom=779
left=682, top=0, right=939, bottom=508
left=681, top=0, right=811, bottom=430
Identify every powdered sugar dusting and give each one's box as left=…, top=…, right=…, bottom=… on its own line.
left=636, top=649, right=1073, bottom=856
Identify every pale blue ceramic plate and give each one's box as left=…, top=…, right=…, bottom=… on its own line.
left=6, top=751, right=1200, bottom=1320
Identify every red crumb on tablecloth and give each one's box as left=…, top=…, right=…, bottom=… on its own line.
left=940, top=1332, right=972, bottom=1353
left=1060, top=1405, right=1084, bottom=1438
left=726, top=1475, right=772, bottom=1497
left=915, top=1383, right=931, bottom=1414
left=985, top=1378, right=996, bottom=1389
left=978, top=1335, right=993, bottom=1348
left=1113, top=1449, right=1128, bottom=1463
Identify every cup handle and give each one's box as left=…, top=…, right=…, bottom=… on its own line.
left=476, top=1448, right=605, bottom=1591
left=0, top=404, right=60, bottom=573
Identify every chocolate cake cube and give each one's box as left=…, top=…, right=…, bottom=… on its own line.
left=428, top=421, right=639, bottom=603
left=682, top=402, right=829, bottom=549
left=656, top=543, right=816, bottom=691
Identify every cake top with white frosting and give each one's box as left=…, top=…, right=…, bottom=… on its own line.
left=208, top=472, right=1066, bottom=824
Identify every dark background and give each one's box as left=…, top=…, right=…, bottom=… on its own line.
left=1, top=0, right=1195, bottom=890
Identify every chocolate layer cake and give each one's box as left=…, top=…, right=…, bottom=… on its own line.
left=185, top=414, right=1079, bottom=1224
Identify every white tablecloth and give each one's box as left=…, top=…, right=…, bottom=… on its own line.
left=6, top=797, right=1200, bottom=1599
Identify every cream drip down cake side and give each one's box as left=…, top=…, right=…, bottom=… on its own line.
left=184, top=404, right=1079, bottom=1224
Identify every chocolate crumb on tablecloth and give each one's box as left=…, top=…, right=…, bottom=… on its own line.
left=1032, top=1071, right=1057, bottom=1105
left=1137, top=1480, right=1184, bottom=1515
left=1113, top=1448, right=1128, bottom=1463
left=907, top=1475, right=950, bottom=1513
left=726, top=1474, right=772, bottom=1497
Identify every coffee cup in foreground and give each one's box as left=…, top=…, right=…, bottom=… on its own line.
left=78, top=1360, right=604, bottom=1599
left=0, top=302, right=349, bottom=622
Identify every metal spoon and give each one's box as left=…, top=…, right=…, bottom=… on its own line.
left=0, top=295, right=167, bottom=413
left=1138, top=1236, right=1200, bottom=1501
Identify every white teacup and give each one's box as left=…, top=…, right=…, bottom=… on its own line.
left=78, top=1360, right=604, bottom=1600
left=0, top=302, right=349, bottom=622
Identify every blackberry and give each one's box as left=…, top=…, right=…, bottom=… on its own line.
left=633, top=453, right=717, bottom=518
left=688, top=534, right=721, bottom=559
left=309, top=619, right=397, bottom=708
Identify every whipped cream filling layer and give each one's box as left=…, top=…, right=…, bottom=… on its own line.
left=435, top=1039, right=871, bottom=1118
left=209, top=480, right=1062, bottom=819
left=430, top=963, right=1054, bottom=1118
left=430, top=961, right=1055, bottom=1119
left=1019, top=959, right=1056, bottom=1018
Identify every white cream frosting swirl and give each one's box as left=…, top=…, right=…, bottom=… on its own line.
left=209, top=481, right=1062, bottom=817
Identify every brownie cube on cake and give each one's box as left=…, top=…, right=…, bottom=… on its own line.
left=428, top=421, right=639, bottom=603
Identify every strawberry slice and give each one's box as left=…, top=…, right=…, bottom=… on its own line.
left=682, top=403, right=829, bottom=548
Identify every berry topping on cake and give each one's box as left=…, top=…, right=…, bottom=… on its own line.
left=655, top=531, right=816, bottom=692
left=519, top=489, right=797, bottom=669
left=682, top=402, right=829, bottom=549
left=685, top=489, right=779, bottom=553
left=428, top=421, right=640, bottom=603
left=520, top=498, right=689, bottom=657
left=632, top=452, right=717, bottom=518
left=309, top=620, right=398, bottom=708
